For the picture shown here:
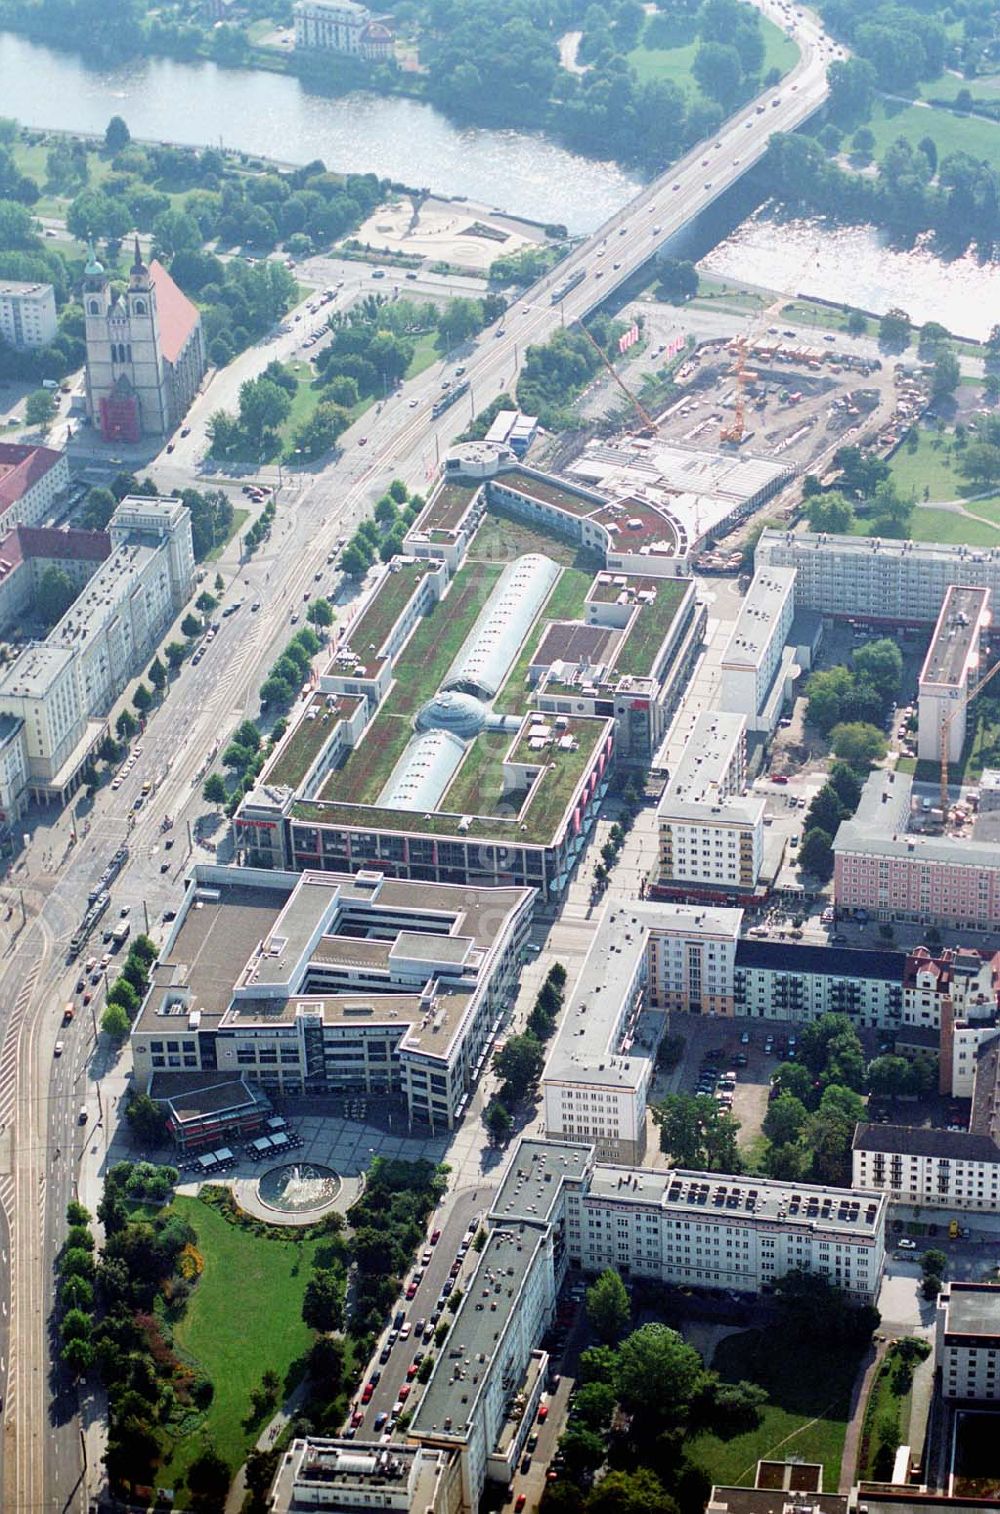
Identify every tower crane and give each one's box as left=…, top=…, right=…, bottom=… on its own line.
left=939, top=653, right=1000, bottom=814
left=719, top=333, right=758, bottom=445
left=572, top=320, right=658, bottom=436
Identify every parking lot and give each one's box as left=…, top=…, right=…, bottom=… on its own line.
left=652, top=1012, right=781, bottom=1152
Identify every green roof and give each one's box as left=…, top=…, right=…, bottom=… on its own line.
left=339, top=560, right=433, bottom=663
left=613, top=579, right=690, bottom=679
left=265, top=695, right=355, bottom=790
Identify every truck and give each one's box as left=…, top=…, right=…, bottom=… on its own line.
left=550, top=269, right=586, bottom=304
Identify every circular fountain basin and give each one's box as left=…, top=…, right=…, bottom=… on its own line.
left=257, top=1163, right=341, bottom=1215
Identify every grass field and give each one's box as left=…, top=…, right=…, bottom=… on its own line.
left=161, top=1196, right=322, bottom=1492
left=922, top=70, right=1000, bottom=105
left=626, top=13, right=797, bottom=94
left=856, top=1344, right=915, bottom=1481
left=867, top=95, right=1000, bottom=161
left=688, top=1327, right=861, bottom=1491
left=907, top=507, right=1000, bottom=546
left=205, top=506, right=249, bottom=562
left=405, top=330, right=442, bottom=381
left=888, top=429, right=963, bottom=503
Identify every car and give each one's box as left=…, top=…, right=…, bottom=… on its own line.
left=405, top=270, right=418, bottom=280
left=421, top=1250, right=432, bottom=1266
left=521, top=1455, right=532, bottom=1475
left=442, top=1280, right=454, bottom=1297
left=251, top=601, right=261, bottom=612
left=398, top=1383, right=411, bottom=1401
left=351, top=1409, right=364, bottom=1427
left=612, top=260, right=622, bottom=270
left=740, top=1031, right=750, bottom=1044
left=537, top=1403, right=549, bottom=1421
left=406, top=1362, right=419, bottom=1380
left=380, top=1344, right=392, bottom=1363
left=898, top=1237, right=917, bottom=1250
left=450, top=1260, right=461, bottom=1277
left=769, top=773, right=788, bottom=785
left=181, top=426, right=191, bottom=437
left=160, top=861, right=170, bottom=873
left=392, top=1400, right=404, bottom=1416
left=358, top=437, right=368, bottom=446
left=527, top=1431, right=538, bottom=1451
left=516, top=1497, right=527, bottom=1513
left=361, top=1381, right=375, bottom=1403
left=672, top=182, right=680, bottom=190
left=166, top=441, right=174, bottom=453
left=618, top=225, right=627, bottom=235
left=54, top=1041, right=64, bottom=1056
left=406, top=1280, right=418, bottom=1299
left=409, top=397, right=418, bottom=407
left=430, top=1229, right=441, bottom=1244
left=374, top=1411, right=388, bottom=1430
left=831, top=933, right=847, bottom=944
left=162, top=909, right=177, bottom=923
left=400, top=1321, right=412, bottom=1339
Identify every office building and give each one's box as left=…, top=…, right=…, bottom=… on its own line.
left=755, top=528, right=1000, bottom=625
left=916, top=586, right=990, bottom=763
left=0, top=495, right=193, bottom=800
left=0, top=442, right=70, bottom=530
left=541, top=901, right=742, bottom=1164
left=656, top=712, right=764, bottom=897
left=408, top=1136, right=886, bottom=1512
left=0, top=281, right=57, bottom=351
left=935, top=1282, right=1000, bottom=1401
left=720, top=564, right=796, bottom=728
left=266, top=1438, right=462, bottom=1514
left=131, top=864, right=533, bottom=1132
left=84, top=240, right=205, bottom=442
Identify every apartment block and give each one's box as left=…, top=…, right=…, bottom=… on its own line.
left=756, top=528, right=1000, bottom=625
left=935, top=1282, right=1000, bottom=1401
left=0, top=442, right=70, bottom=529
left=734, top=940, right=904, bottom=1028
left=720, top=564, right=796, bottom=726
left=657, top=711, right=765, bottom=897
left=916, top=585, right=990, bottom=763
left=0, top=281, right=57, bottom=350
left=133, top=864, right=533, bottom=1133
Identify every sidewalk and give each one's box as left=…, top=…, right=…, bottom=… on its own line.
left=838, top=1338, right=885, bottom=1492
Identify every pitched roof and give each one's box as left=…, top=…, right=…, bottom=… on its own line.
left=149, top=260, right=201, bottom=366
left=735, top=938, right=904, bottom=981
left=0, top=443, right=65, bottom=519
left=852, top=1122, right=1000, bottom=1162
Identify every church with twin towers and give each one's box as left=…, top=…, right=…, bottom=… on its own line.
left=83, top=237, right=206, bottom=444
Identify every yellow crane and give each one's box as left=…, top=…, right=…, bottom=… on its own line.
left=720, top=334, right=758, bottom=445
left=939, top=654, right=1000, bottom=813
left=572, top=319, right=658, bottom=436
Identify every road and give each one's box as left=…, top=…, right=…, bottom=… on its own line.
left=0, top=5, right=835, bottom=1510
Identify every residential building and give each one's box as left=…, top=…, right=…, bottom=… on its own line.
left=720, top=564, right=796, bottom=727
left=0, top=523, right=110, bottom=636
left=267, top=1438, right=462, bottom=1514
left=656, top=712, right=765, bottom=898
left=935, top=1282, right=1000, bottom=1401
left=916, top=586, right=990, bottom=763
left=834, top=769, right=1000, bottom=931
left=0, top=442, right=70, bottom=530
left=0, top=495, right=193, bottom=800
left=755, top=528, right=1000, bottom=625
left=734, top=940, right=904, bottom=1027
left=542, top=902, right=741, bottom=1164
left=0, top=713, right=28, bottom=833
left=293, top=0, right=393, bottom=58
left=131, top=864, right=533, bottom=1132
left=408, top=1136, right=885, bottom=1512
left=84, top=240, right=205, bottom=442
left=0, top=281, right=57, bottom=350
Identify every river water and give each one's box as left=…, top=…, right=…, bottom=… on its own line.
left=0, top=31, right=641, bottom=233
left=702, top=206, right=1000, bottom=342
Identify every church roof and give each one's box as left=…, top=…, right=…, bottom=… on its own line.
left=149, top=260, right=201, bottom=366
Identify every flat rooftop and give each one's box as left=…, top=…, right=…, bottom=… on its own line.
left=588, top=1166, right=886, bottom=1240
left=489, top=1137, right=593, bottom=1227
left=532, top=621, right=617, bottom=668
left=492, top=466, right=606, bottom=518
left=409, top=1225, right=546, bottom=1445
left=0, top=639, right=75, bottom=698
left=919, top=584, right=989, bottom=689
left=722, top=566, right=796, bottom=672
left=943, top=1283, right=1000, bottom=1337
left=759, top=527, right=1000, bottom=567
left=264, top=693, right=364, bottom=791
left=661, top=710, right=746, bottom=808
left=414, top=479, right=482, bottom=535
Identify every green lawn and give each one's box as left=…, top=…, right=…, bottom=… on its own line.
left=205, top=505, right=249, bottom=562
left=161, top=1195, right=323, bottom=1493
left=888, top=429, right=963, bottom=503
left=856, top=1345, right=915, bottom=1481
left=908, top=506, right=1000, bottom=546
left=405, top=330, right=442, bottom=380
left=921, top=70, right=1000, bottom=105
left=688, top=1327, right=862, bottom=1491
left=627, top=13, right=797, bottom=95
left=867, top=95, right=1000, bottom=161
left=468, top=507, right=590, bottom=567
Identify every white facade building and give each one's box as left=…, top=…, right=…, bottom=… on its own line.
left=0, top=442, right=70, bottom=529
left=0, top=281, right=57, bottom=350
left=293, top=0, right=387, bottom=53
left=916, top=585, right=990, bottom=763
left=657, top=711, right=764, bottom=893
left=720, top=564, right=796, bottom=722
left=936, top=1282, right=1000, bottom=1401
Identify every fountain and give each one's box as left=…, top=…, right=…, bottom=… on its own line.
left=257, top=1162, right=341, bottom=1215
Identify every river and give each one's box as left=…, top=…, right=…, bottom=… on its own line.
left=0, top=31, right=641, bottom=234
left=702, top=206, right=1000, bottom=342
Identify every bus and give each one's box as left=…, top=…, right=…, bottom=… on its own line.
left=111, top=921, right=131, bottom=949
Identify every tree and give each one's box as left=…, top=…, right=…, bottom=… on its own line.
left=579, top=1344, right=618, bottom=1385
left=614, top=1323, right=705, bottom=1423
left=654, top=1093, right=740, bottom=1171
left=559, top=1423, right=606, bottom=1478
left=693, top=41, right=744, bottom=108
left=763, top=1092, right=808, bottom=1148
left=340, top=543, right=368, bottom=579
left=493, top=1032, right=544, bottom=1102
left=853, top=639, right=903, bottom=704
left=106, top=978, right=139, bottom=1014
left=932, top=348, right=960, bottom=400
left=61, top=1336, right=95, bottom=1375
left=181, top=612, right=203, bottom=639
left=867, top=1055, right=912, bottom=1097
left=484, top=1099, right=512, bottom=1146
left=302, top=1268, right=344, bottom=1332
left=35, top=566, right=75, bottom=625
left=132, top=683, right=152, bottom=715
left=771, top=1060, right=813, bottom=1103
left=804, top=490, right=854, bottom=534
left=829, top=761, right=863, bottom=812
left=656, top=258, right=698, bottom=303
left=306, top=597, right=334, bottom=628
left=293, top=400, right=350, bottom=458
left=586, top=1469, right=679, bottom=1514
left=238, top=375, right=291, bottom=451
left=878, top=308, right=911, bottom=352
left=187, top=1447, right=232, bottom=1509
left=586, top=1268, right=630, bottom=1344
left=147, top=656, right=166, bottom=693
left=309, top=1333, right=346, bottom=1393
left=101, top=1002, right=132, bottom=1041
left=847, top=309, right=868, bottom=336
left=81, top=485, right=117, bottom=530
left=831, top=720, right=887, bottom=769
left=60, top=1274, right=95, bottom=1311
left=165, top=641, right=187, bottom=671
left=707, top=1379, right=769, bottom=1435
left=124, top=1090, right=168, bottom=1145
left=203, top=773, right=227, bottom=806
left=798, top=827, right=834, bottom=880
left=115, top=708, right=138, bottom=740
left=807, top=784, right=846, bottom=836
left=105, top=116, right=131, bottom=153
left=571, top=1380, right=617, bottom=1433
left=25, top=389, right=55, bottom=431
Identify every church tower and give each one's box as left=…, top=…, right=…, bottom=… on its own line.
left=84, top=237, right=170, bottom=442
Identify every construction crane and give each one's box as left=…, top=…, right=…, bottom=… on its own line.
left=719, top=333, right=757, bottom=445
left=572, top=319, right=658, bottom=436
left=939, top=653, right=1000, bottom=814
